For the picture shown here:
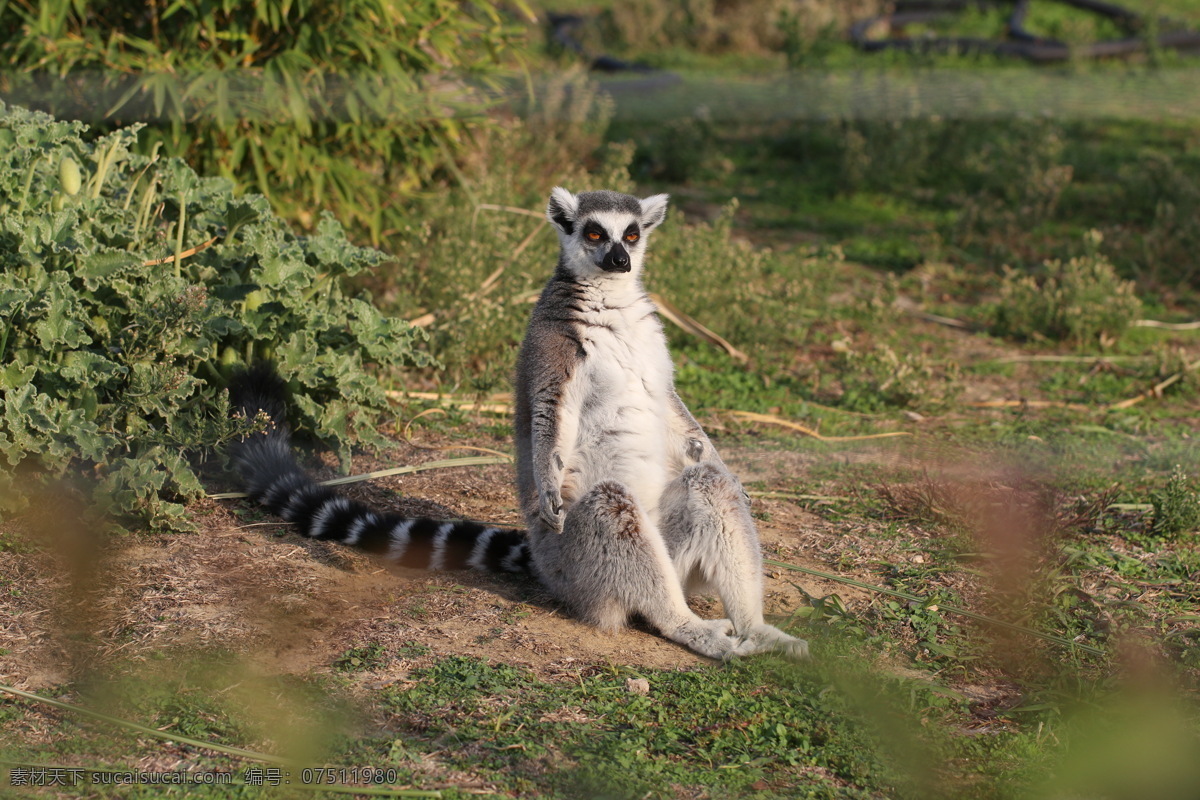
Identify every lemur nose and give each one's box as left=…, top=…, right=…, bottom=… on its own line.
left=604, top=244, right=633, bottom=272
left=601, top=245, right=631, bottom=272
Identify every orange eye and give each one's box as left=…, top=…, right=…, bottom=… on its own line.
left=586, top=231, right=601, bottom=241
left=625, top=233, right=639, bottom=242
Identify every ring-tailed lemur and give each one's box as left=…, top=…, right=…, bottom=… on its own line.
left=228, top=187, right=808, bottom=661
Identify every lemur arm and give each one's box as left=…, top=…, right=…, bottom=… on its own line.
left=668, top=390, right=750, bottom=504
left=667, top=390, right=712, bottom=468
left=527, top=337, right=584, bottom=533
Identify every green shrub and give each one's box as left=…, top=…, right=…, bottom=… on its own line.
left=0, top=0, right=530, bottom=242
left=1150, top=466, right=1200, bottom=538
left=644, top=201, right=825, bottom=352
left=834, top=117, right=1073, bottom=224
left=0, top=102, right=429, bottom=529
left=1119, top=151, right=1200, bottom=286
left=990, top=234, right=1142, bottom=346
left=833, top=342, right=961, bottom=412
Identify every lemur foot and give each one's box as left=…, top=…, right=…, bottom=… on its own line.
left=670, top=618, right=741, bottom=660
left=733, top=624, right=810, bottom=661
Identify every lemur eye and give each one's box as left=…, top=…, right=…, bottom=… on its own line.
left=625, top=233, right=639, bottom=243
left=586, top=231, right=601, bottom=241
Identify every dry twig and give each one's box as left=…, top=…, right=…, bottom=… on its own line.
left=400, top=407, right=511, bottom=459
left=900, top=307, right=976, bottom=330
left=1107, top=358, right=1200, bottom=410
left=1132, top=319, right=1200, bottom=331
left=209, top=455, right=511, bottom=500
left=141, top=235, right=219, bottom=266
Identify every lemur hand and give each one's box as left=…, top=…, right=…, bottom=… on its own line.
left=539, top=487, right=565, bottom=532
left=686, top=437, right=706, bottom=462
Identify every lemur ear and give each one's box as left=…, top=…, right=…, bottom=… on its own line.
left=546, top=187, right=579, bottom=236
left=639, top=193, right=669, bottom=232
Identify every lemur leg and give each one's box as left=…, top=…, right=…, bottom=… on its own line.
left=529, top=481, right=742, bottom=661
left=659, top=462, right=810, bottom=660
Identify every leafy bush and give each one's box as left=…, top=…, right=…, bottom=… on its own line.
left=0, top=102, right=429, bottom=528
left=990, top=234, right=1142, bottom=345
left=0, top=0, right=530, bottom=242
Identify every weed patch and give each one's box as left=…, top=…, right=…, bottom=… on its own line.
left=333, top=643, right=391, bottom=673
left=990, top=235, right=1142, bottom=346
left=834, top=342, right=962, bottom=412
left=1150, top=466, right=1200, bottom=538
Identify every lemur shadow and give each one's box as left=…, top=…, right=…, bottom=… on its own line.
left=374, top=486, right=721, bottom=643
left=213, top=458, right=705, bottom=647
left=272, top=469, right=574, bottom=619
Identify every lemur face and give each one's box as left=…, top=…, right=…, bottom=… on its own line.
left=546, top=188, right=669, bottom=279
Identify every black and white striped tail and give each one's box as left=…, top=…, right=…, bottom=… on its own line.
left=228, top=364, right=530, bottom=574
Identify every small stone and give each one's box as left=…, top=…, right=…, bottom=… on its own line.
left=625, top=678, right=650, bottom=696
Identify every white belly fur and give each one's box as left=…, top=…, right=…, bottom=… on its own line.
left=562, top=294, right=672, bottom=519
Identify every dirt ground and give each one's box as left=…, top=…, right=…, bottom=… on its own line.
left=0, top=435, right=888, bottom=690
left=1, top=311, right=1144, bottom=693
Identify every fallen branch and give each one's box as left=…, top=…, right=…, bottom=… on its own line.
left=724, top=409, right=911, bottom=442
left=209, top=455, right=512, bottom=500
left=648, top=292, right=749, bottom=363
left=968, top=399, right=1093, bottom=412
left=1133, top=319, right=1200, bottom=331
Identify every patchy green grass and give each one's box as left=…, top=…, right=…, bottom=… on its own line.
left=369, top=26, right=1200, bottom=789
